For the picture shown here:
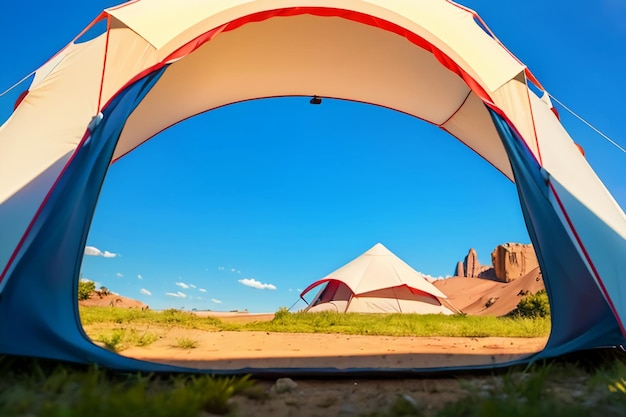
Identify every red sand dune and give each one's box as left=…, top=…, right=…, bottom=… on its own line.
left=433, top=267, right=544, bottom=317
left=79, top=292, right=148, bottom=309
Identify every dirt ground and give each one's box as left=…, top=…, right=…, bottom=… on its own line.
left=225, top=377, right=478, bottom=417
left=121, top=330, right=546, bottom=370
left=117, top=322, right=547, bottom=417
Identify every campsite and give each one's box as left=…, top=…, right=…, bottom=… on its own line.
left=77, top=241, right=550, bottom=370
left=1, top=0, right=625, bottom=415
left=1, top=0, right=624, bottom=372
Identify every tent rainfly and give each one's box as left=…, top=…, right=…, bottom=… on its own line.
left=301, top=243, right=453, bottom=314
left=0, top=0, right=625, bottom=374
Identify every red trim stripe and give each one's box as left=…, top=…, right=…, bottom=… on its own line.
left=13, top=90, right=29, bottom=110
left=0, top=129, right=93, bottom=285
left=548, top=181, right=626, bottom=336
left=159, top=7, right=493, bottom=104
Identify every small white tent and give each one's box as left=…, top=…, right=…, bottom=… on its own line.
left=301, top=243, right=453, bottom=314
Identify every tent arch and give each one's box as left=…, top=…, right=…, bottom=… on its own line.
left=108, top=6, right=512, bottom=175
left=0, top=0, right=625, bottom=373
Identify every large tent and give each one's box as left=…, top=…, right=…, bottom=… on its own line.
left=0, top=0, right=625, bottom=374
left=302, top=243, right=453, bottom=314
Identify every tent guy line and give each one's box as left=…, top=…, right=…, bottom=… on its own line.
left=548, top=93, right=626, bottom=154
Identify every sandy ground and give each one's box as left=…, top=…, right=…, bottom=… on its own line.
left=120, top=326, right=547, bottom=371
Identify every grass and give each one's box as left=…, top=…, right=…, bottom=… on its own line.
left=80, top=307, right=551, bottom=352
left=247, top=308, right=550, bottom=338
left=363, top=353, right=626, bottom=417
left=1, top=352, right=625, bottom=417
left=174, top=337, right=198, bottom=349
left=434, top=357, right=626, bottom=417
left=80, top=307, right=223, bottom=352
left=94, top=329, right=159, bottom=352
left=80, top=307, right=222, bottom=330
left=0, top=356, right=257, bottom=417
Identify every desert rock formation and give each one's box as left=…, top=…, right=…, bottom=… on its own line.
left=455, top=261, right=464, bottom=277
left=455, top=244, right=539, bottom=283
left=458, top=248, right=491, bottom=278
left=491, top=243, right=539, bottom=283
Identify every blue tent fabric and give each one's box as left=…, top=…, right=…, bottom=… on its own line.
left=0, top=69, right=178, bottom=371
left=488, top=109, right=625, bottom=358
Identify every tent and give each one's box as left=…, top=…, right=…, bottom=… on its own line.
left=0, top=0, right=624, bottom=374
left=302, top=243, right=453, bottom=314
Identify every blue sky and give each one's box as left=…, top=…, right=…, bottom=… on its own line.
left=1, top=1, right=624, bottom=313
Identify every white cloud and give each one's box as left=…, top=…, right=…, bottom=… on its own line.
left=165, top=291, right=187, bottom=298
left=296, top=288, right=303, bottom=292
left=218, top=266, right=225, bottom=271
left=190, top=284, right=197, bottom=289
left=418, top=271, right=451, bottom=282
left=211, top=298, right=222, bottom=304
left=137, top=274, right=143, bottom=280
left=84, top=246, right=118, bottom=258
left=140, top=288, right=152, bottom=296
left=198, top=288, right=207, bottom=293
left=116, top=272, right=123, bottom=278
left=176, top=282, right=190, bottom=289
left=79, top=278, right=93, bottom=283
left=238, top=278, right=277, bottom=290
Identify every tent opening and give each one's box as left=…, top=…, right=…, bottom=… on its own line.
left=77, top=96, right=548, bottom=371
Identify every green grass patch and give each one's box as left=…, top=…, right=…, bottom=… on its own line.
left=80, top=306, right=550, bottom=341
left=93, top=329, right=160, bottom=352
left=363, top=354, right=626, bottom=417
left=434, top=359, right=626, bottom=417
left=174, top=337, right=198, bottom=349
left=81, top=307, right=223, bottom=351
left=0, top=356, right=256, bottom=417
left=240, top=309, right=550, bottom=338
left=80, top=307, right=222, bottom=330
left=2, top=352, right=626, bottom=417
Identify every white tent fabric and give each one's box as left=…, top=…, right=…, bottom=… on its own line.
left=302, top=243, right=453, bottom=314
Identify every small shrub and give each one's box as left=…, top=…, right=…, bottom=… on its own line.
left=96, top=329, right=125, bottom=351
left=94, top=329, right=159, bottom=351
left=136, top=331, right=158, bottom=347
left=273, top=306, right=290, bottom=321
left=197, top=375, right=256, bottom=415
left=175, top=338, right=198, bottom=349
left=77, top=280, right=95, bottom=301
left=508, top=290, right=550, bottom=319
